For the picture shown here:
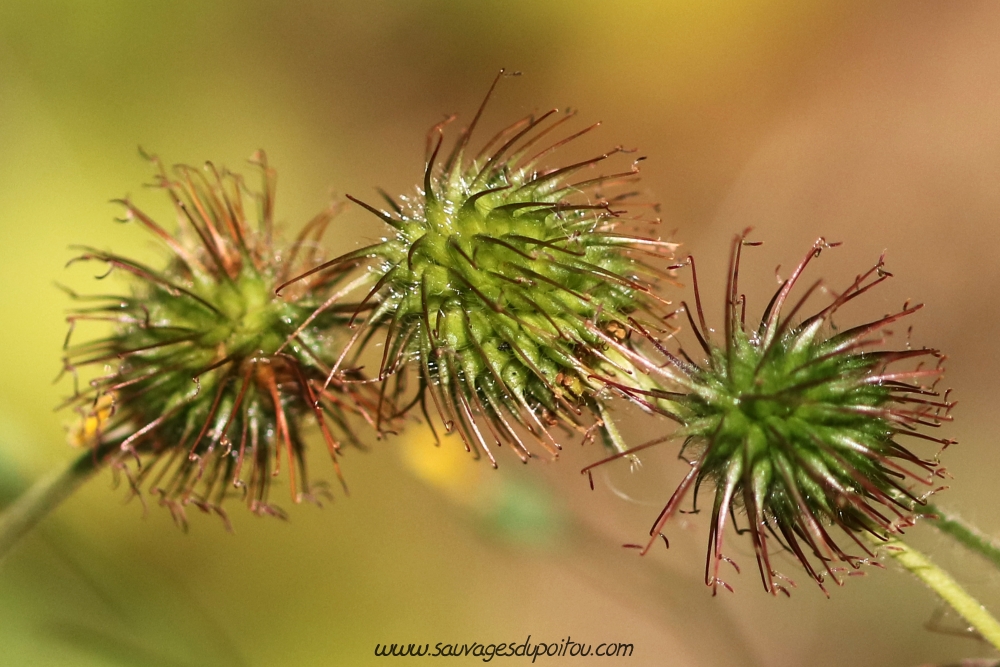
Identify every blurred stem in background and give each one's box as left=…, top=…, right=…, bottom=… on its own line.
left=0, top=441, right=245, bottom=666
left=0, top=444, right=110, bottom=560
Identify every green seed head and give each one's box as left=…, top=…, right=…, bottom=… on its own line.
left=63, top=151, right=373, bottom=526
left=593, top=232, right=954, bottom=595
left=285, top=76, right=676, bottom=464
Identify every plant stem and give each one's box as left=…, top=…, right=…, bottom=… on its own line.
left=876, top=533, right=1000, bottom=650
left=0, top=446, right=110, bottom=560
left=922, top=503, right=1000, bottom=571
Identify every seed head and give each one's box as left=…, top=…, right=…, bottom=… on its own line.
left=281, top=74, right=676, bottom=464
left=585, top=231, right=954, bottom=595
left=62, top=151, right=375, bottom=527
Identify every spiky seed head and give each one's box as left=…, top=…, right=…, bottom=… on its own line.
left=281, top=75, right=677, bottom=465
left=587, top=232, right=954, bottom=596
left=62, top=151, right=377, bottom=527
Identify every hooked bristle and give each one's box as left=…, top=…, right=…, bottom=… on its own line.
left=62, top=151, right=382, bottom=527
left=584, top=231, right=953, bottom=596
left=283, top=77, right=678, bottom=465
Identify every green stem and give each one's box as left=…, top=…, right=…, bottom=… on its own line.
left=922, top=503, right=1000, bottom=571
left=0, top=446, right=110, bottom=560
left=876, top=533, right=1000, bottom=650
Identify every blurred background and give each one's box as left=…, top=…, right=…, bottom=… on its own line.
left=2, top=1, right=1000, bottom=665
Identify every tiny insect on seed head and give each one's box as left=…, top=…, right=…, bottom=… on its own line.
left=583, top=230, right=954, bottom=596
left=61, top=150, right=383, bottom=528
